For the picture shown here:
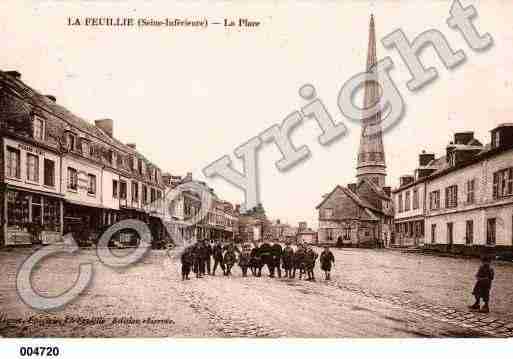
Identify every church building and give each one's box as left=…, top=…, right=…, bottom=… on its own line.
left=316, top=15, right=394, bottom=247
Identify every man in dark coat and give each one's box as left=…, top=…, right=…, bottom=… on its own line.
left=258, top=241, right=273, bottom=277
left=250, top=244, right=262, bottom=276
left=197, top=240, right=208, bottom=276
left=282, top=242, right=294, bottom=278
left=212, top=241, right=225, bottom=276
left=204, top=241, right=213, bottom=275
left=470, top=255, right=495, bottom=313
left=180, top=246, right=194, bottom=280
left=292, top=244, right=306, bottom=279
left=270, top=241, right=283, bottom=278
left=191, top=243, right=202, bottom=278
left=319, top=245, right=335, bottom=280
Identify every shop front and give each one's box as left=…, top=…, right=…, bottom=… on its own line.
left=63, top=200, right=103, bottom=246
left=4, top=187, right=63, bottom=246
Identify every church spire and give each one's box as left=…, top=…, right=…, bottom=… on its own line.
left=356, top=14, right=387, bottom=188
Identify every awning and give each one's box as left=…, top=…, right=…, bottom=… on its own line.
left=65, top=198, right=106, bottom=209
left=6, top=184, right=64, bottom=199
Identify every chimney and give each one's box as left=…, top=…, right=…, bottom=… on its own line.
left=348, top=183, right=357, bottom=193
left=5, top=71, right=21, bottom=80
left=491, top=123, right=513, bottom=149
left=383, top=186, right=391, bottom=197
left=45, top=95, right=57, bottom=102
left=399, top=175, right=414, bottom=187
left=454, top=131, right=474, bottom=145
left=419, top=150, right=435, bottom=167
left=184, top=172, right=193, bottom=182
left=127, top=143, right=137, bottom=149
left=95, top=119, right=113, bottom=137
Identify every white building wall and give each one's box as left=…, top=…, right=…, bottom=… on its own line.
left=102, top=169, right=119, bottom=210
left=394, top=183, right=425, bottom=220
left=61, top=155, right=102, bottom=207
left=3, top=138, right=61, bottom=195
left=425, top=148, right=513, bottom=249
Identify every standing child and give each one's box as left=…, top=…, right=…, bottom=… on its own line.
left=469, top=255, right=495, bottom=313
left=304, top=246, right=318, bottom=281
left=181, top=247, right=194, bottom=280
left=239, top=242, right=252, bottom=277
left=212, top=241, right=225, bottom=276
left=282, top=242, right=294, bottom=278
left=320, top=246, right=335, bottom=280
left=223, top=244, right=237, bottom=276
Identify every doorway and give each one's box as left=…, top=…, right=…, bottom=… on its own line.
left=447, top=222, right=453, bottom=252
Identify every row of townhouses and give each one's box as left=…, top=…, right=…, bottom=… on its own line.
left=392, top=127, right=513, bottom=256
left=0, top=70, right=237, bottom=247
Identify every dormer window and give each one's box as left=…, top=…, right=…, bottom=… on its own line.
left=81, top=139, right=90, bottom=157
left=494, top=131, right=500, bottom=148
left=448, top=152, right=456, bottom=166
left=33, top=116, right=44, bottom=140
left=138, top=159, right=144, bottom=175
left=117, top=154, right=124, bottom=168
left=65, top=132, right=76, bottom=151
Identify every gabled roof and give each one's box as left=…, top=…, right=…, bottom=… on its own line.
left=361, top=208, right=379, bottom=221
left=358, top=178, right=390, bottom=200
left=315, top=185, right=342, bottom=209
left=315, top=184, right=380, bottom=214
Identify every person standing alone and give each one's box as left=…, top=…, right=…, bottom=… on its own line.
left=469, top=254, right=495, bottom=313
left=319, top=245, right=335, bottom=280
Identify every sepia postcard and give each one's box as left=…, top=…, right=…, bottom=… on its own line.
left=1, top=0, right=513, bottom=354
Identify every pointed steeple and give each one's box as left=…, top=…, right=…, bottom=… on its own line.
left=356, top=14, right=387, bottom=188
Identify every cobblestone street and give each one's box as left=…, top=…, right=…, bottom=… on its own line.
left=1, top=247, right=512, bottom=338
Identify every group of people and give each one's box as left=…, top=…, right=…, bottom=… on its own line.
left=180, top=238, right=498, bottom=314
left=180, top=240, right=336, bottom=281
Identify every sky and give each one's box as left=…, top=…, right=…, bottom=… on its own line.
left=2, top=0, right=513, bottom=228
